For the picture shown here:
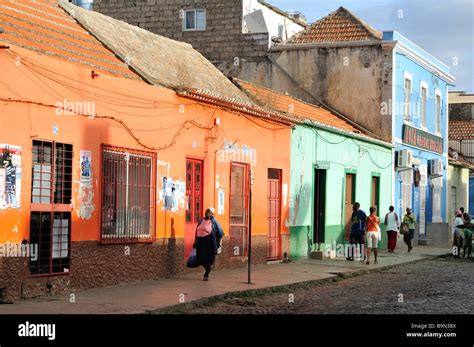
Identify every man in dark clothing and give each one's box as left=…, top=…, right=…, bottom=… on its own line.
left=347, top=202, right=367, bottom=261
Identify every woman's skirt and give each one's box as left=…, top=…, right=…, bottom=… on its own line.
left=196, top=234, right=215, bottom=268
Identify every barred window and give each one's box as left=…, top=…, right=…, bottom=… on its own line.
left=101, top=145, right=155, bottom=243
left=30, top=140, right=72, bottom=275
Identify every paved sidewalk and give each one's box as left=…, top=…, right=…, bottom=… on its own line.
left=0, top=246, right=450, bottom=314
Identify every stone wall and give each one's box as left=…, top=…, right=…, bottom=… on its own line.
left=93, top=0, right=269, bottom=66
left=449, top=103, right=474, bottom=120
left=244, top=44, right=391, bottom=141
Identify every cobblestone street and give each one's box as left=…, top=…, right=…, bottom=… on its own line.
left=181, top=258, right=474, bottom=314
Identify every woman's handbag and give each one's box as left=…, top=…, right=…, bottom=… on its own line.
left=400, top=222, right=409, bottom=235
left=186, top=248, right=199, bottom=268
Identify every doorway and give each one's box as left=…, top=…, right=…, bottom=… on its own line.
left=344, top=173, right=356, bottom=240
left=313, top=169, right=326, bottom=245
left=267, top=169, right=282, bottom=260
left=184, top=158, right=203, bottom=259
left=229, top=162, right=250, bottom=257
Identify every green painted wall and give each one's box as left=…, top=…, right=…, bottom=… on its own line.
left=290, top=125, right=393, bottom=259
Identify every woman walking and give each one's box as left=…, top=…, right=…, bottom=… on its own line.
left=194, top=207, right=224, bottom=281
left=384, top=206, right=399, bottom=253
left=366, top=207, right=380, bottom=264
left=402, top=207, right=416, bottom=252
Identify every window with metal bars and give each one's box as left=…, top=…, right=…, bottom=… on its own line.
left=101, top=145, right=155, bottom=243
left=29, top=212, right=71, bottom=275
left=30, top=140, right=73, bottom=275
left=31, top=141, right=73, bottom=204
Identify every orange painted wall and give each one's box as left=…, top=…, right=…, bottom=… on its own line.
left=0, top=45, right=290, bottom=251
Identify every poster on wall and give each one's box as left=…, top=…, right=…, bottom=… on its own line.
left=162, top=176, right=186, bottom=212
left=0, top=144, right=22, bottom=209
left=78, top=150, right=95, bottom=220
left=80, top=150, right=92, bottom=185
left=218, top=189, right=225, bottom=215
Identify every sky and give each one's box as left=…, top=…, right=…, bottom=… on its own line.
left=270, top=0, right=474, bottom=93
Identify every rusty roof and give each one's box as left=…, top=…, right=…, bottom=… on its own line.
left=287, top=6, right=382, bottom=44
left=234, top=78, right=363, bottom=134
left=449, top=120, right=474, bottom=140
left=0, top=0, right=140, bottom=80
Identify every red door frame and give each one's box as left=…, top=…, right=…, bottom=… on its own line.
left=184, top=158, right=204, bottom=259
left=228, top=162, right=250, bottom=257
left=267, top=169, right=282, bottom=261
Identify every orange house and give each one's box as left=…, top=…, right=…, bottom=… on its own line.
left=0, top=1, right=291, bottom=302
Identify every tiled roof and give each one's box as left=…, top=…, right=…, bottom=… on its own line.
left=449, top=120, right=474, bottom=140
left=234, top=79, right=362, bottom=134
left=59, top=1, right=251, bottom=102
left=0, top=0, right=140, bottom=80
left=287, top=6, right=382, bottom=44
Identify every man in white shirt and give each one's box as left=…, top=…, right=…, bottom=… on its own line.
left=384, top=206, right=399, bottom=253
left=453, top=210, right=464, bottom=258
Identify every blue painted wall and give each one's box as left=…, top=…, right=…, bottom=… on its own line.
left=386, top=31, right=451, bottom=227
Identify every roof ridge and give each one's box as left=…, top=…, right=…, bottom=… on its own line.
left=337, top=6, right=382, bottom=40
left=288, top=6, right=381, bottom=44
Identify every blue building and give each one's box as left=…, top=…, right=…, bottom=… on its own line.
left=385, top=31, right=455, bottom=242
left=246, top=7, right=458, bottom=245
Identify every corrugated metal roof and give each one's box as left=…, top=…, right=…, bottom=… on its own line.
left=287, top=6, right=381, bottom=44
left=0, top=0, right=140, bottom=80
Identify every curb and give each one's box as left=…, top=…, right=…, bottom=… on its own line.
left=147, top=253, right=450, bottom=314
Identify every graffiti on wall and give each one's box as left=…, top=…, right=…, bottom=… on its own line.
left=0, top=144, right=22, bottom=209
left=77, top=150, right=95, bottom=220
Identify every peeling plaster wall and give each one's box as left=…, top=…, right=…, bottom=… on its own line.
left=240, top=44, right=392, bottom=142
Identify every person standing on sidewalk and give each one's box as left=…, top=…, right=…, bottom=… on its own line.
left=193, top=207, right=224, bottom=281
left=459, top=213, right=473, bottom=258
left=384, top=206, right=399, bottom=253
left=453, top=210, right=464, bottom=258
left=366, top=207, right=380, bottom=265
left=346, top=202, right=367, bottom=261
left=402, top=208, right=416, bottom=252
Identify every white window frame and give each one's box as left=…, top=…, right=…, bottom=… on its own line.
left=403, top=72, right=413, bottom=123
left=420, top=81, right=428, bottom=130
left=401, top=169, right=413, bottom=216
left=431, top=176, right=443, bottom=223
left=183, top=9, right=206, bottom=31
left=435, top=89, right=442, bottom=135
